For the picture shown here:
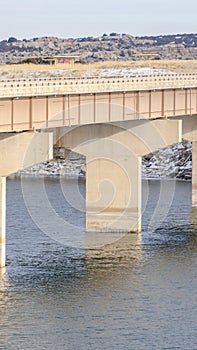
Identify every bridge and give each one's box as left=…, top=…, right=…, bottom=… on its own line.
left=0, top=73, right=197, bottom=266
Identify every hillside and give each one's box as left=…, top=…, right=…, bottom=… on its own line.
left=1, top=32, right=197, bottom=64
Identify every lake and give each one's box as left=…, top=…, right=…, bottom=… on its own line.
left=0, top=177, right=197, bottom=350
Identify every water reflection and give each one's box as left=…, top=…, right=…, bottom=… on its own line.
left=83, top=233, right=142, bottom=290
left=190, top=207, right=197, bottom=249
left=0, top=269, right=9, bottom=347
left=0, top=268, right=8, bottom=300
left=4, top=233, right=143, bottom=294
left=86, top=232, right=142, bottom=260
left=191, top=207, right=197, bottom=227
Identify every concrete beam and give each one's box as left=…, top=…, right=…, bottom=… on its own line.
left=173, top=115, right=197, bottom=142
left=55, top=119, right=182, bottom=155
left=107, top=120, right=182, bottom=156
left=0, top=131, right=53, bottom=176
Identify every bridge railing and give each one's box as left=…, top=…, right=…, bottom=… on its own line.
left=0, top=73, right=197, bottom=97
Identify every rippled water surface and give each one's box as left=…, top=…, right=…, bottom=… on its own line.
left=0, top=177, right=197, bottom=350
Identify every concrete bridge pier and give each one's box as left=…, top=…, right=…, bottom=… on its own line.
left=86, top=150, right=142, bottom=233
left=56, top=119, right=182, bottom=233
left=177, top=116, right=197, bottom=207
left=0, top=131, right=53, bottom=268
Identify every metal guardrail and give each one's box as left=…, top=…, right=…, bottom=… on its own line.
left=0, top=73, right=197, bottom=98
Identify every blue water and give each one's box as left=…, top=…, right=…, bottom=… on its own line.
left=0, top=177, right=197, bottom=350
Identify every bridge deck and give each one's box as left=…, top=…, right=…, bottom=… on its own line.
left=0, top=73, right=197, bottom=98
left=0, top=74, right=197, bottom=132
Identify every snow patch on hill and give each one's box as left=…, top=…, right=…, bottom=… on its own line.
left=84, top=67, right=173, bottom=77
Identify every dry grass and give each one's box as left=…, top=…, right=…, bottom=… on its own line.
left=1, top=60, right=197, bottom=76
left=73, top=60, right=197, bottom=73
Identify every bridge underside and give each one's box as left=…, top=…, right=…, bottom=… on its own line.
left=0, top=87, right=197, bottom=132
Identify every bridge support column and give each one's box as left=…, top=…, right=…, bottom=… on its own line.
left=86, top=154, right=141, bottom=233
left=192, top=141, right=197, bottom=206
left=176, top=116, right=197, bottom=206
left=57, top=120, right=182, bottom=233
left=0, top=177, right=6, bottom=268
left=0, top=131, right=53, bottom=268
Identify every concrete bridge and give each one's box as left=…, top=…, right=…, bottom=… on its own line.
left=0, top=73, right=197, bottom=267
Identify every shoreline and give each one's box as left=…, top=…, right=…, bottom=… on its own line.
left=10, top=140, right=192, bottom=181
left=9, top=173, right=191, bottom=182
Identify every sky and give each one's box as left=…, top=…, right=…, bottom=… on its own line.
left=1, top=0, right=197, bottom=40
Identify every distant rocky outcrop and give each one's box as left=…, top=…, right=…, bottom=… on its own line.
left=1, top=33, right=197, bottom=64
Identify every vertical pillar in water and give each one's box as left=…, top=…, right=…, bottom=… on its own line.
left=0, top=177, right=6, bottom=268
left=192, top=141, right=197, bottom=206
left=86, top=155, right=141, bottom=233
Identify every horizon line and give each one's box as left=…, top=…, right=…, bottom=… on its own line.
left=1, top=31, right=197, bottom=41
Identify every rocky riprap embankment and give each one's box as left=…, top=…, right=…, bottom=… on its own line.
left=18, top=150, right=86, bottom=177
left=17, top=141, right=192, bottom=180
left=142, top=140, right=192, bottom=180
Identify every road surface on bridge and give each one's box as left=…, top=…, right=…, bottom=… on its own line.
left=0, top=73, right=197, bottom=98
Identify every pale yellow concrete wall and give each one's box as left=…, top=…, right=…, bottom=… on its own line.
left=86, top=151, right=141, bottom=233
left=0, top=132, right=53, bottom=176
left=174, top=115, right=197, bottom=142
left=56, top=120, right=182, bottom=155
left=178, top=116, right=197, bottom=206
